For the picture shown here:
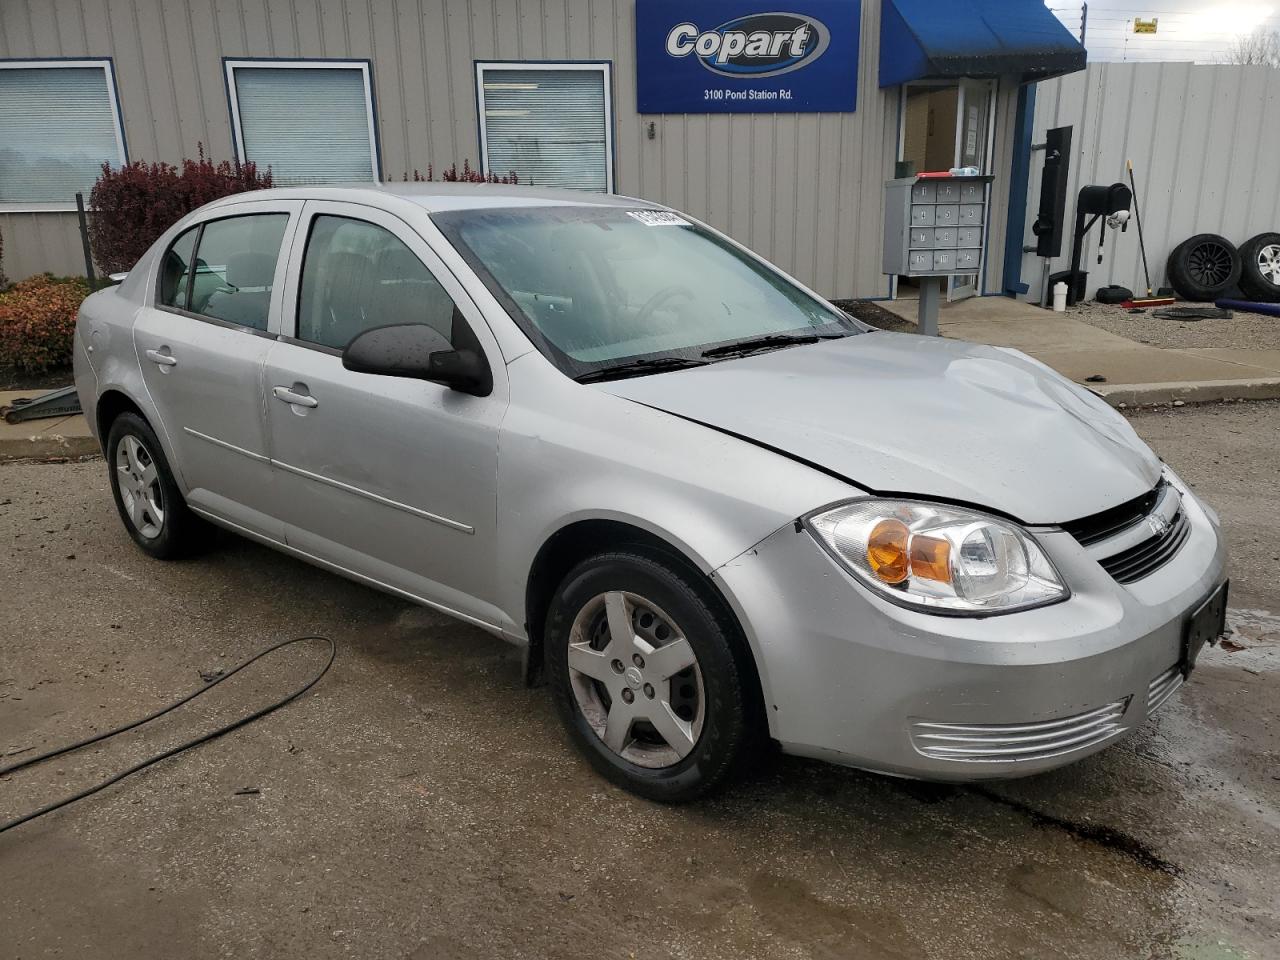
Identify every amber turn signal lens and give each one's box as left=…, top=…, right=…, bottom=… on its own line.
left=909, top=534, right=952, bottom=584
left=866, top=519, right=910, bottom=583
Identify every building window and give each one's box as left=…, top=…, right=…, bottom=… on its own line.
left=476, top=62, right=613, bottom=193
left=225, top=60, right=379, bottom=184
left=0, top=60, right=127, bottom=212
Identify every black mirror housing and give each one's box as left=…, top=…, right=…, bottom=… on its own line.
left=427, top=348, right=493, bottom=397
left=342, top=324, right=492, bottom=396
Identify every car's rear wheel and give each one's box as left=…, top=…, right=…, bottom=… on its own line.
left=106, top=412, right=202, bottom=559
left=545, top=550, right=757, bottom=802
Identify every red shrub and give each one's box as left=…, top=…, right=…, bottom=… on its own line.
left=88, top=145, right=272, bottom=274
left=0, top=274, right=91, bottom=371
left=403, top=161, right=518, bottom=184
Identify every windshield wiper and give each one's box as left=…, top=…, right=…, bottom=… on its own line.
left=574, top=356, right=710, bottom=384
left=700, top=332, right=844, bottom=360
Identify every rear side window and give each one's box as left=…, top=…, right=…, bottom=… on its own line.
left=159, top=226, right=198, bottom=308
left=179, top=214, right=289, bottom=330
left=296, top=215, right=458, bottom=350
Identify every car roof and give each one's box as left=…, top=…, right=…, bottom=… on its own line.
left=201, top=182, right=663, bottom=214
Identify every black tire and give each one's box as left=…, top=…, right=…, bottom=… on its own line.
left=105, top=412, right=203, bottom=559
left=1237, top=232, right=1280, bottom=302
left=1165, top=234, right=1241, bottom=302
left=545, top=549, right=759, bottom=802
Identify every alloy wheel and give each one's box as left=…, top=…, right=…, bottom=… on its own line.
left=1186, top=238, right=1235, bottom=288
left=1257, top=244, right=1280, bottom=286
left=566, top=590, right=705, bottom=769
left=116, top=434, right=165, bottom=540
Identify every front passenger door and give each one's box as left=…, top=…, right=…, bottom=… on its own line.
left=262, top=203, right=509, bottom=627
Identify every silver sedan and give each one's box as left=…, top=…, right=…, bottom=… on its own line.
left=74, top=184, right=1228, bottom=800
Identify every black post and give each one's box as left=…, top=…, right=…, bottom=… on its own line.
left=75, top=192, right=96, bottom=284
left=1126, top=159, right=1153, bottom=296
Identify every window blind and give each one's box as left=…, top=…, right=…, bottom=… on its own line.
left=0, top=65, right=123, bottom=206
left=480, top=68, right=609, bottom=192
left=232, top=66, right=377, bottom=184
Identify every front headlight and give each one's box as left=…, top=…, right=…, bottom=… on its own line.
left=805, top=500, right=1068, bottom=615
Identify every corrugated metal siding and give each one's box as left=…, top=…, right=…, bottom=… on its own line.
left=1020, top=62, right=1280, bottom=302
left=0, top=0, right=1019, bottom=298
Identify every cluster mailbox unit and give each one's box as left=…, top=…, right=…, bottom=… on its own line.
left=882, top=174, right=994, bottom=334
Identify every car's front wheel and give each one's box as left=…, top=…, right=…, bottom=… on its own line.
left=106, top=412, right=202, bottom=559
left=545, top=550, right=758, bottom=802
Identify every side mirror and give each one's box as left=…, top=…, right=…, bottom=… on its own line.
left=342, top=324, right=492, bottom=397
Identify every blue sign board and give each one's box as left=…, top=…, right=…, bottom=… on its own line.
left=636, top=0, right=860, bottom=114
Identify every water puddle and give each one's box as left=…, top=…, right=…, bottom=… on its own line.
left=1201, top=608, right=1280, bottom=674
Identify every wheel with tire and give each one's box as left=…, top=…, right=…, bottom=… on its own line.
left=545, top=550, right=758, bottom=802
left=1237, top=232, right=1280, bottom=302
left=1165, top=234, right=1241, bottom=302
left=106, top=412, right=203, bottom=559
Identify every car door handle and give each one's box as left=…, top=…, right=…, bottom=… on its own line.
left=272, top=386, right=319, bottom=408
left=145, top=349, right=177, bottom=367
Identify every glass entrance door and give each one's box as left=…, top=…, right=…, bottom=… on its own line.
left=895, top=78, right=996, bottom=303
left=949, top=79, right=995, bottom=301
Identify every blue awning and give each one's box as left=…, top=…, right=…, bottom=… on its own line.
left=880, top=0, right=1086, bottom=88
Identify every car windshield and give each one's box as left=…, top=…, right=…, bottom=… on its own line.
left=433, top=205, right=862, bottom=378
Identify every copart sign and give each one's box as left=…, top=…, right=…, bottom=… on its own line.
left=636, top=1, right=860, bottom=113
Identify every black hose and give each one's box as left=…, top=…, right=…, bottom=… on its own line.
left=0, top=635, right=336, bottom=834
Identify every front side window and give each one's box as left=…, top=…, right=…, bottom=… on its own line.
left=476, top=64, right=612, bottom=192
left=226, top=61, right=379, bottom=184
left=178, top=214, right=289, bottom=330
left=296, top=215, right=458, bottom=351
left=0, top=61, right=127, bottom=211
left=434, top=206, right=858, bottom=378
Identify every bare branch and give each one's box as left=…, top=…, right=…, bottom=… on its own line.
left=1218, top=29, right=1280, bottom=68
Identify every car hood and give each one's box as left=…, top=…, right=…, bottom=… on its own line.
left=598, top=332, right=1162, bottom=524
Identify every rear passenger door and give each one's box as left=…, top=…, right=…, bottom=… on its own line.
left=262, top=201, right=508, bottom=626
left=134, top=202, right=302, bottom=538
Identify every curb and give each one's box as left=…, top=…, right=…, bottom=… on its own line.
left=0, top=433, right=100, bottom=461
left=1090, top=377, right=1280, bottom=409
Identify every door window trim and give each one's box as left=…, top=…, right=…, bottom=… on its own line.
left=152, top=207, right=301, bottom=337
left=278, top=201, right=491, bottom=362
left=474, top=60, right=615, bottom=192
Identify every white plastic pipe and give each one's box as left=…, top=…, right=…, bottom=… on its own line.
left=1052, top=281, right=1068, bottom=313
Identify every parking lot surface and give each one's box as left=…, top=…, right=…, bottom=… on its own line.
left=1, top=401, right=1277, bottom=960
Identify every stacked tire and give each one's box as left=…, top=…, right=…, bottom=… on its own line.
left=1166, top=232, right=1280, bottom=303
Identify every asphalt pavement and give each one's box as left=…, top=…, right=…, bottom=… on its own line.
left=1, top=400, right=1276, bottom=960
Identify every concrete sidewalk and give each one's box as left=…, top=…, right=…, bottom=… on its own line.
left=0, top=389, right=99, bottom=460
left=882, top=296, right=1280, bottom=406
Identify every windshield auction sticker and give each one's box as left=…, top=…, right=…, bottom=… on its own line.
left=627, top=211, right=693, bottom=227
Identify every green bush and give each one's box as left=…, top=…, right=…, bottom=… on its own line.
left=0, top=274, right=91, bottom=371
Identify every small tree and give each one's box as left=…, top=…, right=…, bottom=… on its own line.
left=1220, top=29, right=1280, bottom=67
left=88, top=145, right=272, bottom=274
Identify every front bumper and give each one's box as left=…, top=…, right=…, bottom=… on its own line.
left=713, top=486, right=1227, bottom=781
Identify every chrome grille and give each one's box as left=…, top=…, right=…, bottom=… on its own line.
left=1099, top=510, right=1191, bottom=583
left=1147, top=665, right=1183, bottom=715
left=910, top=698, right=1131, bottom=763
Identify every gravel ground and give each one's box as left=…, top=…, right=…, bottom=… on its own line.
left=1071, top=299, right=1280, bottom=351
left=1, top=402, right=1277, bottom=960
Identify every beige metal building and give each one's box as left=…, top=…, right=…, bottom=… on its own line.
left=0, top=0, right=1084, bottom=300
